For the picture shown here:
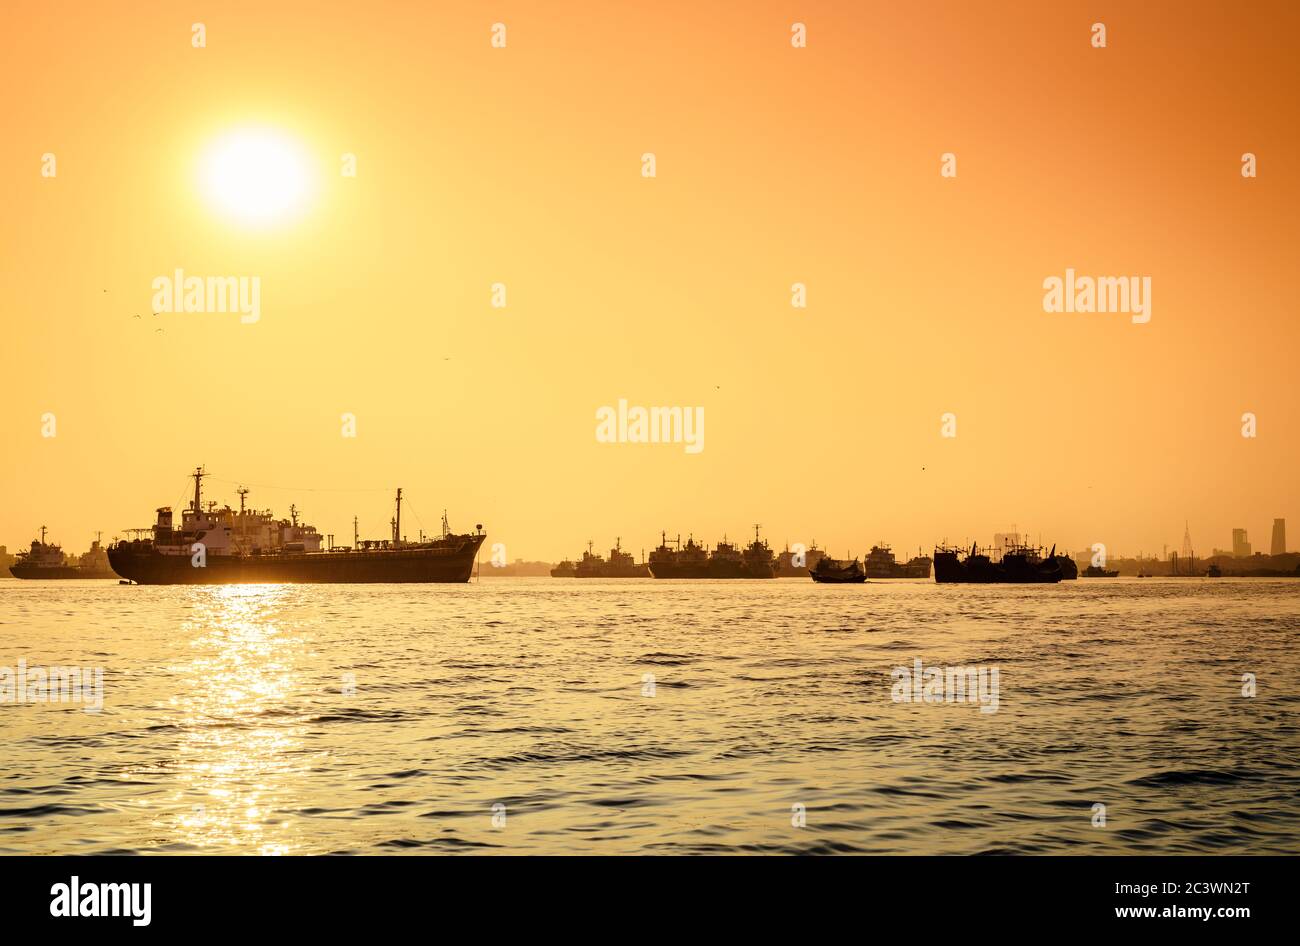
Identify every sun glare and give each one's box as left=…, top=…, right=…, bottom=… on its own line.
left=200, top=128, right=315, bottom=226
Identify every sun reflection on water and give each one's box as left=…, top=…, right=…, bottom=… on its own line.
left=163, top=584, right=312, bottom=854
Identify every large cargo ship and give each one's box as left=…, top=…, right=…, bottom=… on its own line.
left=863, top=544, right=932, bottom=579
left=9, top=529, right=117, bottom=579
left=933, top=542, right=1063, bottom=584
left=107, top=468, right=484, bottom=584
left=647, top=527, right=776, bottom=579
left=573, top=539, right=650, bottom=577
left=647, top=532, right=710, bottom=578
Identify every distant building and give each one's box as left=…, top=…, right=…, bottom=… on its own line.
left=1232, top=528, right=1251, bottom=558
left=1272, top=519, right=1287, bottom=556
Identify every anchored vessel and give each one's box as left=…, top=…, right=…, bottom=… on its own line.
left=1081, top=564, right=1119, bottom=578
left=550, top=560, right=577, bottom=578
left=809, top=555, right=866, bottom=583
left=775, top=541, right=824, bottom=577
left=107, top=468, right=485, bottom=584
left=648, top=526, right=776, bottom=579
left=933, top=542, right=1064, bottom=584
left=574, top=539, right=650, bottom=578
left=863, top=545, right=932, bottom=579
left=648, top=533, right=710, bottom=578
left=9, top=528, right=117, bottom=579
left=1054, top=554, right=1079, bottom=580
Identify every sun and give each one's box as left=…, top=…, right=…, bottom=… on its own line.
left=199, top=128, right=316, bottom=226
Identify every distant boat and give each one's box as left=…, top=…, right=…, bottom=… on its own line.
left=9, top=528, right=116, bottom=580
left=550, top=560, right=577, bottom=578
left=648, top=526, right=776, bottom=579
left=573, top=539, right=650, bottom=578
left=1082, top=564, right=1119, bottom=578
left=863, top=544, right=932, bottom=579
left=1054, top=554, right=1079, bottom=580
left=776, top=541, right=824, bottom=577
left=1206, top=563, right=1222, bottom=578
left=809, top=555, right=866, bottom=583
left=933, top=542, right=1063, bottom=584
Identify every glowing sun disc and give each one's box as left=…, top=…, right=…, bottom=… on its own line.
left=200, top=129, right=315, bottom=225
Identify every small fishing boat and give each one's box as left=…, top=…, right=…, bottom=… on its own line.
left=809, top=555, right=866, bottom=583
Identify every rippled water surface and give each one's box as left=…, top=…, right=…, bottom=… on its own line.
left=1, top=577, right=1297, bottom=854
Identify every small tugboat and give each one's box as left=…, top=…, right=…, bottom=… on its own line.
left=550, top=559, right=577, bottom=578
left=809, top=555, right=866, bottom=583
left=1206, top=563, right=1222, bottom=578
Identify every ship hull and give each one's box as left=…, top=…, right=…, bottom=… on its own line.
left=108, top=537, right=484, bottom=585
left=575, top=566, right=651, bottom=578
left=933, top=552, right=1062, bottom=584
left=810, top=569, right=866, bottom=584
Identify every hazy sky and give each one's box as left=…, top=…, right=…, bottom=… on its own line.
left=2, top=1, right=1297, bottom=561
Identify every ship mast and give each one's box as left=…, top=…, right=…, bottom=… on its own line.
left=190, top=466, right=206, bottom=513
left=40, top=525, right=47, bottom=545
left=392, top=488, right=402, bottom=546
left=353, top=516, right=359, bottom=548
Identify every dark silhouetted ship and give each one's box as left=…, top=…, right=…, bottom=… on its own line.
left=809, top=555, right=866, bottom=583
left=550, top=560, right=577, bottom=578
left=10, top=528, right=116, bottom=579
left=648, top=527, right=775, bottom=578
left=933, top=542, right=1063, bottom=584
left=1081, top=564, right=1119, bottom=578
left=648, top=532, right=710, bottom=578
left=108, top=468, right=484, bottom=584
left=574, top=539, right=650, bottom=577
left=1054, top=554, right=1079, bottom=579
left=863, top=544, right=932, bottom=579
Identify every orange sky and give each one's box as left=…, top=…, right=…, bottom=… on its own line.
left=1, top=0, right=1297, bottom=561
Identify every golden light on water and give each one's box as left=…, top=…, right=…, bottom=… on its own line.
left=167, top=584, right=312, bottom=855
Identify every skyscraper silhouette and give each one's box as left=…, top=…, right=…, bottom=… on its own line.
left=1272, top=519, right=1287, bottom=556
